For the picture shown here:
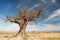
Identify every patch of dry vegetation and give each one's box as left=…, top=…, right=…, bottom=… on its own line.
left=0, top=32, right=60, bottom=40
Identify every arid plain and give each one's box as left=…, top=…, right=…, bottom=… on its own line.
left=0, top=32, right=60, bottom=40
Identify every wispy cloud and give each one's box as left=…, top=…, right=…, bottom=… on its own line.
left=28, top=4, right=41, bottom=11
left=0, top=23, right=19, bottom=32
left=51, top=0, right=56, bottom=3
left=41, top=0, right=47, bottom=4
left=16, top=4, right=21, bottom=9
left=0, top=15, right=19, bottom=32
left=5, top=4, right=11, bottom=10
left=26, top=23, right=60, bottom=32
left=43, top=9, right=60, bottom=22
left=0, top=15, right=60, bottom=32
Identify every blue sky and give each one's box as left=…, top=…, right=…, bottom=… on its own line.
left=0, top=0, right=60, bottom=32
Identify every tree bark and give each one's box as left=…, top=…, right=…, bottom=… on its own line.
left=20, top=20, right=28, bottom=36
left=20, top=20, right=28, bottom=40
left=14, top=20, right=28, bottom=37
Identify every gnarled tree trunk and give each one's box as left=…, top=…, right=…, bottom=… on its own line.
left=19, top=20, right=28, bottom=40
left=20, top=20, right=28, bottom=36
left=15, top=20, right=28, bottom=37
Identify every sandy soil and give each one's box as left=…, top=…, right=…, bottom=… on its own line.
left=0, top=32, right=60, bottom=40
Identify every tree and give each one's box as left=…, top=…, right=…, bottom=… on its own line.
left=6, top=7, right=44, bottom=37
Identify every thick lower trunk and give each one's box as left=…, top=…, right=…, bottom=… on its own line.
left=20, top=20, right=27, bottom=36
left=14, top=20, right=28, bottom=37
left=20, top=21, right=28, bottom=40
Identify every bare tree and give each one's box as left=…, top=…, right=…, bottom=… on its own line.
left=6, top=7, right=44, bottom=37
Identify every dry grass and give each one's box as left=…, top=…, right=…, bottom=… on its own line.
left=0, top=32, right=60, bottom=40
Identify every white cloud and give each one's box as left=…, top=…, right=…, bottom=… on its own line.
left=52, top=0, right=56, bottom=3
left=42, top=24, right=60, bottom=31
left=26, top=23, right=60, bottom=32
left=26, top=9, right=60, bottom=32
left=43, top=9, right=60, bottom=22
left=0, top=15, right=60, bottom=32
left=16, top=4, right=21, bottom=9
left=0, top=23, right=19, bottom=32
left=0, top=15, right=19, bottom=32
left=45, top=3, right=53, bottom=8
left=41, top=0, right=47, bottom=4
left=28, top=4, right=41, bottom=11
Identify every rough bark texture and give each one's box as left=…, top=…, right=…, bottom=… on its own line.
left=14, top=20, right=28, bottom=37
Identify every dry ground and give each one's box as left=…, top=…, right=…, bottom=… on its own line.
left=0, top=32, right=60, bottom=40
